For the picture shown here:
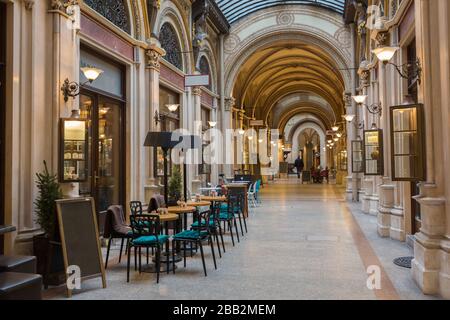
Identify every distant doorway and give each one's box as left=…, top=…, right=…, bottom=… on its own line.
left=0, top=2, right=6, bottom=254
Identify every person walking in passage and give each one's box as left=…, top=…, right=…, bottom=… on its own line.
left=294, top=156, right=304, bottom=179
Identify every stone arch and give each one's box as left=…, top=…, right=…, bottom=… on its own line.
left=223, top=5, right=352, bottom=115
left=289, top=121, right=327, bottom=167
left=156, top=2, right=192, bottom=73
left=198, top=44, right=218, bottom=93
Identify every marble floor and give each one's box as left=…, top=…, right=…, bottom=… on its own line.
left=44, top=178, right=440, bottom=300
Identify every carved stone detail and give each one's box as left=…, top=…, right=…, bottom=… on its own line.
left=276, top=12, right=294, bottom=26
left=375, top=32, right=388, bottom=47
left=343, top=92, right=352, bottom=106
left=146, top=48, right=162, bottom=71
left=24, top=0, right=35, bottom=10
left=50, top=0, right=78, bottom=13
left=359, top=70, right=371, bottom=88
left=192, top=87, right=202, bottom=96
left=225, top=97, right=236, bottom=111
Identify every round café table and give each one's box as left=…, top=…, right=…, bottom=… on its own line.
left=167, top=206, right=197, bottom=231
left=142, top=213, right=180, bottom=273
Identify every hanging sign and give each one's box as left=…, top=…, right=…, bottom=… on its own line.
left=250, top=120, right=264, bottom=127
left=185, top=74, right=210, bottom=87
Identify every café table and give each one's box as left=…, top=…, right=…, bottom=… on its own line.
left=167, top=206, right=197, bottom=231
left=142, top=213, right=180, bottom=273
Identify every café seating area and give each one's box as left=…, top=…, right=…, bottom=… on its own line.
left=104, top=176, right=261, bottom=284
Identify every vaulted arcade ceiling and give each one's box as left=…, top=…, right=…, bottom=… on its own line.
left=215, top=0, right=345, bottom=23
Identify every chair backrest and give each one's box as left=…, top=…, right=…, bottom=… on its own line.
left=255, top=179, right=261, bottom=191
left=129, top=214, right=161, bottom=238
left=194, top=209, right=212, bottom=235
left=105, top=205, right=130, bottom=237
left=129, top=201, right=143, bottom=216
left=148, top=195, right=166, bottom=212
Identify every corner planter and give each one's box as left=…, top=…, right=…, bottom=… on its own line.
left=33, top=233, right=65, bottom=288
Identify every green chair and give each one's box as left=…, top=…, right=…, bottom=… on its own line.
left=127, top=214, right=169, bottom=284
left=172, top=210, right=217, bottom=277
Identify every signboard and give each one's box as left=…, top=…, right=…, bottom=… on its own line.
left=185, top=74, right=210, bottom=87
left=250, top=120, right=264, bottom=127
left=56, top=197, right=106, bottom=297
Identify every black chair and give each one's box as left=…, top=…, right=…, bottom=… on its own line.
left=191, top=204, right=226, bottom=258
left=104, top=205, right=134, bottom=269
left=127, top=214, right=170, bottom=283
left=129, top=201, right=143, bottom=215
left=172, top=210, right=217, bottom=276
left=219, top=195, right=241, bottom=246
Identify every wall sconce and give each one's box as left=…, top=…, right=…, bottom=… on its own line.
left=154, top=104, right=180, bottom=126
left=372, top=46, right=422, bottom=83
left=167, top=104, right=180, bottom=112
left=208, top=121, right=217, bottom=128
left=352, top=95, right=382, bottom=115
left=343, top=114, right=355, bottom=122
left=61, top=66, right=103, bottom=102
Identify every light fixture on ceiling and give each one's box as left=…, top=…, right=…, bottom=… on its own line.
left=336, top=132, right=342, bottom=138
left=239, top=129, right=245, bottom=135
left=372, top=45, right=422, bottom=83
left=333, top=137, right=339, bottom=142
left=332, top=125, right=339, bottom=132
left=258, top=138, right=263, bottom=143
left=61, top=66, right=104, bottom=102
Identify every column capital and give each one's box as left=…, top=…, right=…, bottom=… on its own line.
left=224, top=97, right=236, bottom=111
left=358, top=69, right=371, bottom=89
left=192, top=87, right=202, bottom=96
left=145, top=44, right=165, bottom=71
left=343, top=92, right=352, bottom=107
left=375, top=32, right=389, bottom=47
left=24, top=0, right=35, bottom=10
left=48, top=0, right=78, bottom=15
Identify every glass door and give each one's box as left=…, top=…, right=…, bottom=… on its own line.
left=79, top=93, right=124, bottom=212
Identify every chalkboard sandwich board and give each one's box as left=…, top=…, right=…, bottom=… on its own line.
left=55, top=197, right=106, bottom=297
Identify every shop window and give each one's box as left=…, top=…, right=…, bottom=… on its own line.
left=363, top=129, right=384, bottom=176
left=159, top=23, right=183, bottom=71
left=84, top=0, right=130, bottom=34
left=390, top=103, right=425, bottom=181
left=351, top=140, right=364, bottom=173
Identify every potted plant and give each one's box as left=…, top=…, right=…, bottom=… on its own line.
left=167, top=165, right=182, bottom=206
left=33, top=161, right=65, bottom=287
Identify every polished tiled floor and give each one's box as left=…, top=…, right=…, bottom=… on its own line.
left=45, top=178, right=439, bottom=300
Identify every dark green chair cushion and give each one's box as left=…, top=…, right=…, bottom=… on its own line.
left=132, top=235, right=169, bottom=245
left=173, top=230, right=208, bottom=240
left=191, top=220, right=216, bottom=228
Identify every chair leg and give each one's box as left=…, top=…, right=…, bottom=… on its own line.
left=183, top=241, right=187, bottom=268
left=242, top=212, right=248, bottom=233
left=199, top=241, right=207, bottom=277
left=119, top=238, right=124, bottom=263
left=218, top=224, right=226, bottom=253
left=172, top=240, right=176, bottom=274
left=228, top=219, right=235, bottom=246
left=126, top=244, right=131, bottom=283
left=234, top=217, right=240, bottom=243
left=134, top=247, right=138, bottom=271
left=105, top=237, right=112, bottom=269
left=215, top=231, right=222, bottom=258
left=209, top=236, right=217, bottom=270
left=237, top=213, right=244, bottom=236
left=166, top=240, right=170, bottom=274
left=155, top=245, right=161, bottom=284
left=138, top=247, right=142, bottom=273
left=146, top=247, right=149, bottom=265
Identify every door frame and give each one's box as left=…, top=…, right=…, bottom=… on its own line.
left=0, top=2, right=7, bottom=254
left=80, top=88, right=126, bottom=211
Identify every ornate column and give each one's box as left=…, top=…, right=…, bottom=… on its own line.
left=144, top=42, right=165, bottom=200
left=344, top=92, right=355, bottom=201
left=191, top=86, right=202, bottom=194
left=223, top=97, right=235, bottom=179
left=411, top=0, right=450, bottom=299
left=376, top=32, right=396, bottom=238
